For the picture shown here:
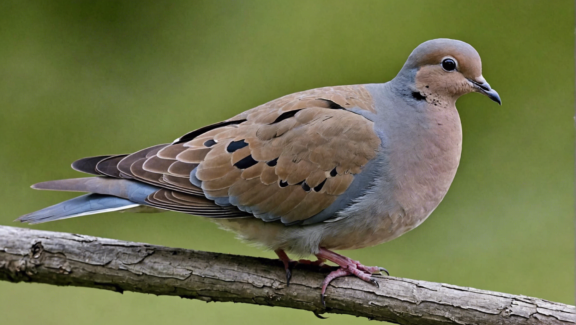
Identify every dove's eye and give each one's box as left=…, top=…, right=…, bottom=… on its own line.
left=441, top=58, right=457, bottom=72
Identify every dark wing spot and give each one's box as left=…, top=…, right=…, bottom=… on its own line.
left=329, top=167, right=337, bottom=177
left=302, top=181, right=311, bottom=192
left=204, top=139, right=217, bottom=147
left=318, top=99, right=345, bottom=109
left=271, top=110, right=302, bottom=124
left=313, top=179, right=327, bottom=192
left=266, top=158, right=278, bottom=167
left=279, top=180, right=288, bottom=187
left=234, top=155, right=258, bottom=169
left=412, top=91, right=426, bottom=101
left=227, top=139, right=248, bottom=153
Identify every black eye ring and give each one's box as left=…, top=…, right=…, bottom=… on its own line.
left=441, top=58, right=457, bottom=72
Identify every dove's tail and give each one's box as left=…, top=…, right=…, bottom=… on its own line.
left=16, top=177, right=160, bottom=224
left=17, top=194, right=141, bottom=224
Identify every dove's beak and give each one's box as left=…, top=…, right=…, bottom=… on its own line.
left=469, top=76, right=501, bottom=105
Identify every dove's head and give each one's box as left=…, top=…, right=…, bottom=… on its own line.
left=396, top=38, right=501, bottom=106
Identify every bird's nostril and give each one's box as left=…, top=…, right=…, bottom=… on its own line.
left=478, top=82, right=491, bottom=91
left=471, top=79, right=491, bottom=91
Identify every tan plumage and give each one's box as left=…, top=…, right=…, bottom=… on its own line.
left=90, top=85, right=382, bottom=225
left=18, top=39, right=501, bottom=304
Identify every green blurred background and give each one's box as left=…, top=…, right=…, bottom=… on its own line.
left=0, top=1, right=573, bottom=324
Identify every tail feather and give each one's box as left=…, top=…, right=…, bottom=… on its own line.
left=16, top=194, right=139, bottom=224
left=31, top=177, right=158, bottom=203
left=18, top=177, right=161, bottom=224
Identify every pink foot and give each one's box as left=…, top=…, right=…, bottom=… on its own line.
left=274, top=249, right=298, bottom=286
left=316, top=247, right=389, bottom=307
left=274, top=250, right=330, bottom=285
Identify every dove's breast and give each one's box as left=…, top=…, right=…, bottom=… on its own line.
left=316, top=83, right=463, bottom=250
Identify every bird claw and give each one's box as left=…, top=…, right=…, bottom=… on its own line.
left=285, top=268, right=292, bottom=286
left=378, top=267, right=390, bottom=276
left=370, top=277, right=380, bottom=288
left=313, top=310, right=328, bottom=319
left=285, top=260, right=298, bottom=286
left=321, top=293, right=326, bottom=308
left=275, top=249, right=298, bottom=286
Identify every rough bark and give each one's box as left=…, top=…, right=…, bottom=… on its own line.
left=0, top=225, right=573, bottom=324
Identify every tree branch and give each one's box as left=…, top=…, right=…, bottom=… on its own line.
left=0, top=225, right=573, bottom=324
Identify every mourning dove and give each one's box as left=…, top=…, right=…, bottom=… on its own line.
left=17, top=38, right=500, bottom=305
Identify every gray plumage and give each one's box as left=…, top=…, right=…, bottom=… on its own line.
left=17, top=39, right=500, bottom=298
left=18, top=194, right=140, bottom=224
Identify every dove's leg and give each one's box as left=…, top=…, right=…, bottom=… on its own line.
left=315, top=247, right=388, bottom=306
left=274, top=249, right=297, bottom=286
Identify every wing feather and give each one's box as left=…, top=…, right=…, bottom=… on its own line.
left=66, top=85, right=379, bottom=224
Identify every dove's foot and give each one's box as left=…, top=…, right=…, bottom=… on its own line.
left=274, top=249, right=298, bottom=286
left=275, top=250, right=333, bottom=285
left=315, top=247, right=388, bottom=307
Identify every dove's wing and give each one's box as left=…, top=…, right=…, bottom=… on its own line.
left=121, top=85, right=381, bottom=224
